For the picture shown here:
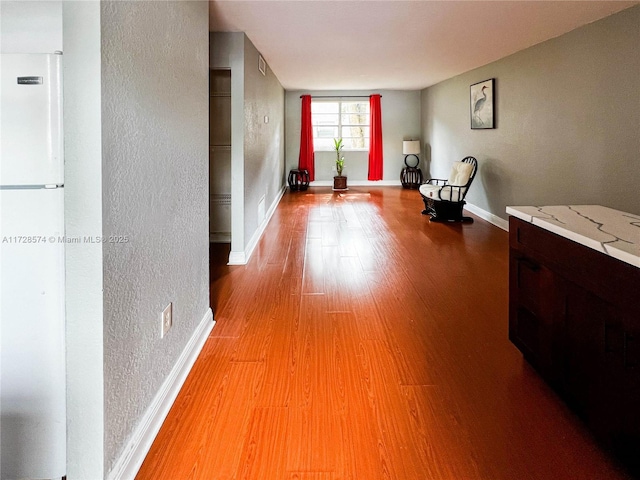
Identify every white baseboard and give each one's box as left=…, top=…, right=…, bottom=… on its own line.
left=106, top=308, right=215, bottom=480
left=227, top=250, right=246, bottom=265
left=227, top=186, right=286, bottom=266
left=310, top=180, right=402, bottom=187
left=464, top=203, right=509, bottom=231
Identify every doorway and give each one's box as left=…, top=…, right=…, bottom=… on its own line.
left=209, top=69, right=231, bottom=243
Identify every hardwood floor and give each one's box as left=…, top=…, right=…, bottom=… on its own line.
left=136, top=187, right=630, bottom=479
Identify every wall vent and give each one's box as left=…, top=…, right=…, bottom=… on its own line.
left=258, top=55, right=266, bottom=76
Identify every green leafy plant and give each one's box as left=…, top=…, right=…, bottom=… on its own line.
left=334, top=138, right=345, bottom=176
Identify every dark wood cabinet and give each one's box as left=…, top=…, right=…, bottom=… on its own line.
left=509, top=216, right=640, bottom=471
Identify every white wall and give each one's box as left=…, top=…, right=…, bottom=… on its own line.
left=421, top=5, right=640, bottom=219
left=100, top=1, right=210, bottom=474
left=285, top=90, right=421, bottom=182
left=0, top=1, right=62, bottom=53
left=62, top=2, right=105, bottom=478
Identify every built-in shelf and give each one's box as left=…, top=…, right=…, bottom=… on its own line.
left=209, top=69, right=232, bottom=243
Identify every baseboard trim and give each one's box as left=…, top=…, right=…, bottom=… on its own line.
left=227, top=186, right=286, bottom=266
left=309, top=180, right=402, bottom=187
left=464, top=203, right=509, bottom=231
left=106, top=308, right=215, bottom=480
left=227, top=250, right=246, bottom=265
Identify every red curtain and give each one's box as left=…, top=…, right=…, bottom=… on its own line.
left=368, top=94, right=383, bottom=181
left=298, top=95, right=315, bottom=181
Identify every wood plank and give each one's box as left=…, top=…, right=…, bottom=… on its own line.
left=288, top=473, right=332, bottom=480
left=285, top=405, right=339, bottom=472
left=289, top=295, right=333, bottom=408
left=282, top=229, right=307, bottom=278
left=355, top=339, right=434, bottom=479
left=255, top=276, right=300, bottom=408
left=401, top=385, right=482, bottom=479
left=301, top=238, right=324, bottom=295
left=195, top=362, right=266, bottom=478
left=236, top=407, right=288, bottom=480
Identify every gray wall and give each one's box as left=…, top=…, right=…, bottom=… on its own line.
left=285, top=90, right=421, bottom=181
left=243, top=35, right=285, bottom=242
left=100, top=1, right=210, bottom=474
left=421, top=5, right=640, bottom=220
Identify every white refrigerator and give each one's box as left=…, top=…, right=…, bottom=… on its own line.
left=0, top=53, right=66, bottom=479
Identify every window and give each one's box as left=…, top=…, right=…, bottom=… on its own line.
left=311, top=100, right=370, bottom=151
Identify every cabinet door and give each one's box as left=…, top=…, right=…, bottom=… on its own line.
left=562, top=284, right=607, bottom=420
left=564, top=287, right=640, bottom=463
left=600, top=312, right=640, bottom=468
left=509, top=252, right=561, bottom=381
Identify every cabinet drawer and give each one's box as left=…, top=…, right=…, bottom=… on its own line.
left=509, top=216, right=639, bottom=312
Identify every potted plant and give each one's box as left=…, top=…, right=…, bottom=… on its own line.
left=333, top=138, right=347, bottom=191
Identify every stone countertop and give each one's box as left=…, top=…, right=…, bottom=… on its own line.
left=506, top=205, right=640, bottom=268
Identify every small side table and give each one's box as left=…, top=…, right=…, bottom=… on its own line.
left=401, top=155, right=422, bottom=189
left=401, top=167, right=423, bottom=189
left=288, top=169, right=310, bottom=191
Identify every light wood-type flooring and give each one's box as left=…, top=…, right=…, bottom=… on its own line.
left=136, top=187, right=630, bottom=479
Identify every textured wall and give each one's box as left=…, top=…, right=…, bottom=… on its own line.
left=62, top=2, right=106, bottom=478
left=243, top=35, right=285, bottom=242
left=285, top=90, right=421, bottom=181
left=421, top=5, right=640, bottom=219
left=100, top=1, right=210, bottom=473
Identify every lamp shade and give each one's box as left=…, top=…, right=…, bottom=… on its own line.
left=403, top=140, right=420, bottom=155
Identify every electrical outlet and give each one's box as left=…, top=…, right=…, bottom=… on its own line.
left=161, top=302, right=172, bottom=338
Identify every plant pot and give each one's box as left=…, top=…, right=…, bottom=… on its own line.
left=333, top=176, right=348, bottom=191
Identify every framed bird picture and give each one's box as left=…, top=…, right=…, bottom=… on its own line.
left=470, top=78, right=495, bottom=129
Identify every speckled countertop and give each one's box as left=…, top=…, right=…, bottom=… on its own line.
left=506, top=205, right=640, bottom=268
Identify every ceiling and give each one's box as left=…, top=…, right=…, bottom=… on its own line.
left=209, top=1, right=637, bottom=91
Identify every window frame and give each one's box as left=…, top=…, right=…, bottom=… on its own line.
left=311, top=99, right=370, bottom=152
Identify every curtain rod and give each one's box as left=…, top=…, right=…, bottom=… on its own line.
left=299, top=95, right=381, bottom=98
